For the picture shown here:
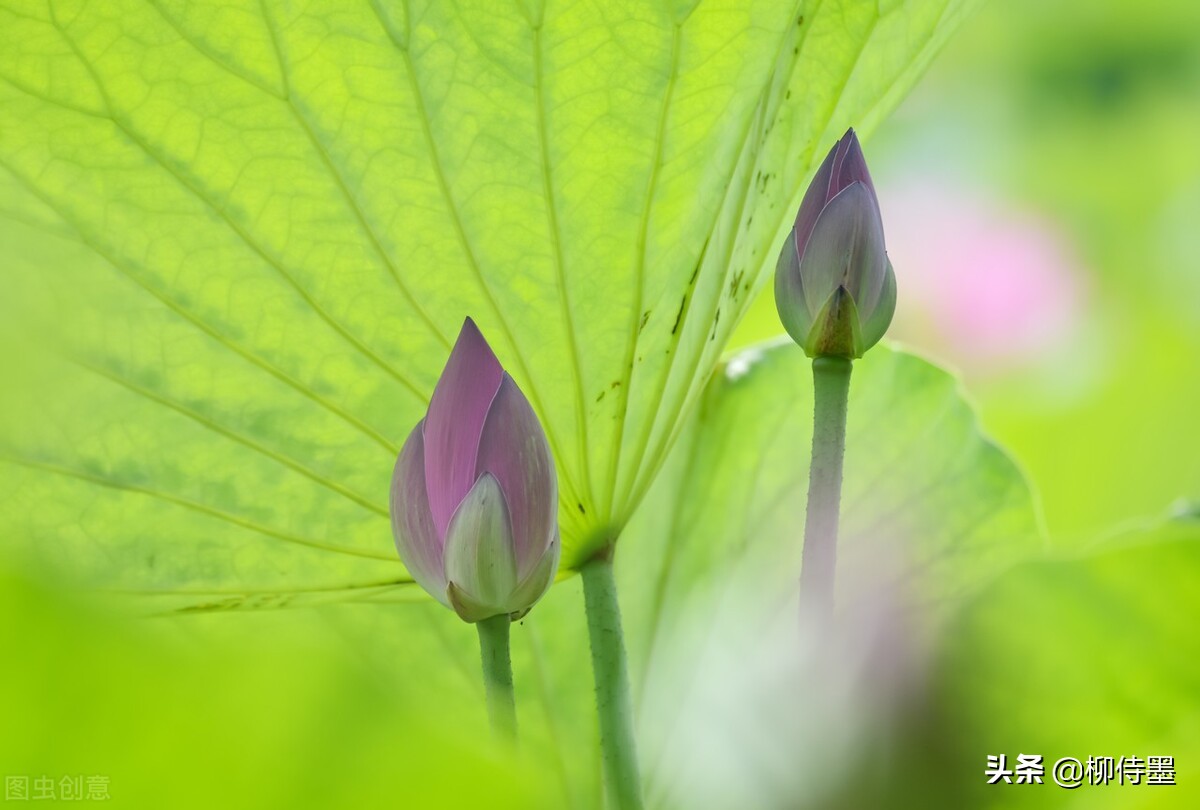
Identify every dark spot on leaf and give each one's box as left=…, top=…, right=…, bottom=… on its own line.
left=710, top=307, right=721, bottom=341
left=692, top=235, right=711, bottom=278
left=671, top=295, right=687, bottom=334
left=610, top=380, right=621, bottom=388
left=596, top=390, right=605, bottom=402
left=729, top=270, right=744, bottom=299
left=179, top=597, right=242, bottom=613
left=786, top=89, right=792, bottom=100
left=577, top=502, right=586, bottom=514
left=639, top=310, right=650, bottom=333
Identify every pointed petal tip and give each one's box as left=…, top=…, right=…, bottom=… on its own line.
left=474, top=468, right=502, bottom=492
left=424, top=318, right=506, bottom=534
left=452, top=316, right=497, bottom=362
left=834, top=128, right=860, bottom=159
left=804, top=284, right=864, bottom=359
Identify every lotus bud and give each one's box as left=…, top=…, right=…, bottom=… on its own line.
left=390, top=319, right=560, bottom=623
left=774, top=128, right=897, bottom=358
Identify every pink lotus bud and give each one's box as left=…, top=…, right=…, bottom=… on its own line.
left=390, top=319, right=560, bottom=623
left=774, top=128, right=897, bottom=358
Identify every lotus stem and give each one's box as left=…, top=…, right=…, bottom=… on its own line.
left=581, top=547, right=644, bottom=810
left=800, top=355, right=853, bottom=624
left=476, top=613, right=517, bottom=741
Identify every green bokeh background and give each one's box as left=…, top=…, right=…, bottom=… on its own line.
left=889, top=0, right=1200, bottom=542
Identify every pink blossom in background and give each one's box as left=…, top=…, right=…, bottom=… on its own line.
left=880, top=181, right=1088, bottom=373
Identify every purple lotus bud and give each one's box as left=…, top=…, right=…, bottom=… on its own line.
left=390, top=319, right=560, bottom=623
left=774, top=128, right=897, bottom=358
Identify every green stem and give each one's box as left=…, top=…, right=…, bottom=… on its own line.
left=581, top=548, right=644, bottom=810
left=476, top=614, right=516, bottom=741
left=800, top=355, right=853, bottom=625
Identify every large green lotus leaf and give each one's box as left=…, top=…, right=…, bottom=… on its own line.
left=0, top=0, right=980, bottom=600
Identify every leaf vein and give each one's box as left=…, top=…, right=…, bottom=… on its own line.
left=367, top=0, right=589, bottom=522
left=531, top=22, right=595, bottom=510
left=605, top=20, right=683, bottom=519
left=258, top=0, right=453, bottom=354
left=74, top=357, right=391, bottom=517
left=0, top=454, right=400, bottom=562
left=0, top=156, right=401, bottom=454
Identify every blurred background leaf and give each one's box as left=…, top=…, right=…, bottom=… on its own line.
left=618, top=341, right=1042, bottom=809
left=880, top=516, right=1200, bottom=809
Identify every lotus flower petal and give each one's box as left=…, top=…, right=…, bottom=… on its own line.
left=424, top=318, right=505, bottom=537
left=792, top=142, right=839, bottom=257
left=805, top=285, right=864, bottom=359
left=474, top=374, right=557, bottom=579
left=860, top=259, right=898, bottom=350
left=389, top=421, right=448, bottom=605
left=446, top=582, right=499, bottom=624
left=505, top=536, right=560, bottom=620
left=830, top=129, right=876, bottom=198
left=775, top=129, right=895, bottom=359
left=775, top=233, right=812, bottom=348
left=798, top=182, right=887, bottom=319
left=443, top=472, right=518, bottom=621
left=388, top=318, right=561, bottom=621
